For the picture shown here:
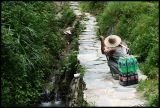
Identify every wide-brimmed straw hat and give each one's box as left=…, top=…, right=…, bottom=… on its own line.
left=104, top=35, right=121, bottom=48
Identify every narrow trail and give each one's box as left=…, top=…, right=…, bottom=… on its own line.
left=70, top=2, right=146, bottom=107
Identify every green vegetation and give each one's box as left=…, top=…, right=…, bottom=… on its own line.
left=80, top=1, right=159, bottom=107
left=57, top=19, right=85, bottom=105
left=82, top=101, right=96, bottom=107
left=80, top=1, right=106, bottom=16
left=137, top=80, right=159, bottom=107
left=1, top=1, right=82, bottom=106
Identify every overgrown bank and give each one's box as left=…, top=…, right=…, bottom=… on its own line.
left=80, top=1, right=159, bottom=107
left=1, top=1, right=84, bottom=106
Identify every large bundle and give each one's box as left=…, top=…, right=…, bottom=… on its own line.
left=118, top=55, right=138, bottom=86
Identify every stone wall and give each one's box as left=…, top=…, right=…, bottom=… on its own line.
left=67, top=76, right=86, bottom=107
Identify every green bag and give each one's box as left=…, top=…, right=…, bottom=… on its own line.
left=118, top=55, right=138, bottom=75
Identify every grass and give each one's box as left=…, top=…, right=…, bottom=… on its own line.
left=137, top=79, right=159, bottom=107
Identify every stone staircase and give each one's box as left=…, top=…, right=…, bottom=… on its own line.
left=70, top=1, right=147, bottom=107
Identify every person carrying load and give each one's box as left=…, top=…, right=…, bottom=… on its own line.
left=100, top=35, right=138, bottom=86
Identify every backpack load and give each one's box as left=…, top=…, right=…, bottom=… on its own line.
left=118, top=55, right=138, bottom=86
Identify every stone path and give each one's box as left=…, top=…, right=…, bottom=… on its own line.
left=70, top=2, right=146, bottom=107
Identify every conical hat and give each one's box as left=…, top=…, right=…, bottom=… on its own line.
left=104, top=35, right=121, bottom=48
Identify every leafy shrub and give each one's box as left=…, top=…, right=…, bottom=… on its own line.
left=80, top=1, right=106, bottom=15
left=71, top=20, right=84, bottom=50
left=1, top=1, right=76, bottom=106
left=60, top=2, right=76, bottom=28
left=137, top=80, right=159, bottom=107
left=59, top=20, right=84, bottom=76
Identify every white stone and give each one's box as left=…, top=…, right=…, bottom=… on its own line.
left=41, top=102, right=52, bottom=106
left=74, top=73, right=80, bottom=78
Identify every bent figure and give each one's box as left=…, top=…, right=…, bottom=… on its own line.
left=100, top=35, right=129, bottom=79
